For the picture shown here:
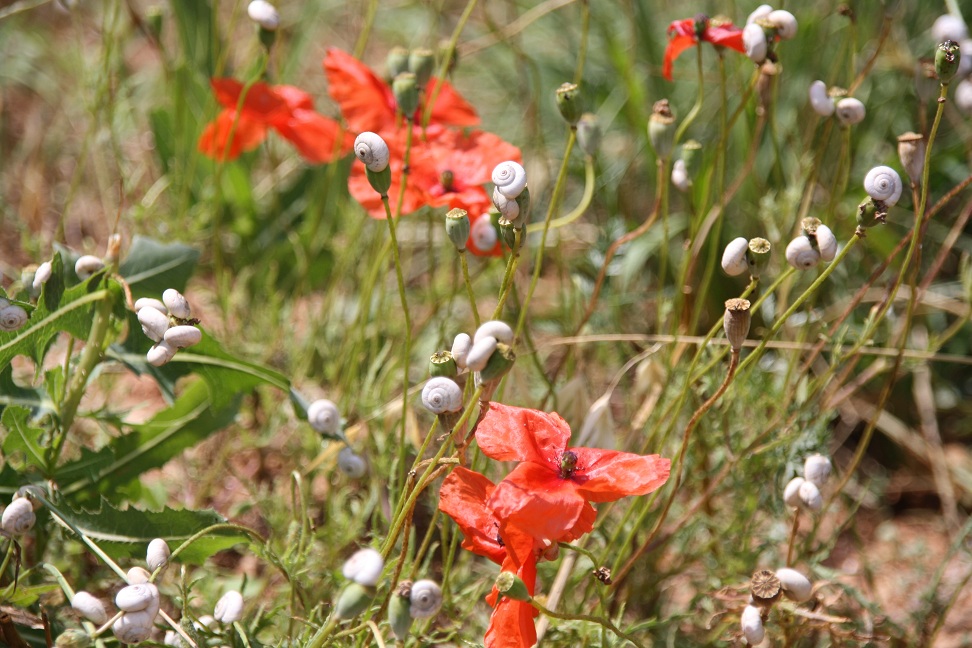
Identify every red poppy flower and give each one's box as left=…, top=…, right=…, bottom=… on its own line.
left=662, top=15, right=746, bottom=81
left=346, top=131, right=429, bottom=219
left=476, top=403, right=671, bottom=545
left=323, top=48, right=479, bottom=134
left=198, top=79, right=351, bottom=162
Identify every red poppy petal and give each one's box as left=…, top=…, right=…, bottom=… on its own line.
left=424, top=78, right=480, bottom=128
left=662, top=33, right=696, bottom=81
left=198, top=110, right=267, bottom=161
left=272, top=84, right=316, bottom=112
left=212, top=78, right=287, bottom=118
left=323, top=48, right=397, bottom=134
left=489, top=462, right=588, bottom=542
left=705, top=25, right=746, bottom=53
left=438, top=468, right=507, bottom=565
left=570, top=448, right=671, bottom=503
left=667, top=18, right=697, bottom=39
left=348, top=158, right=427, bottom=219
left=272, top=110, right=352, bottom=164
left=476, top=403, right=571, bottom=465
left=485, top=576, right=538, bottom=648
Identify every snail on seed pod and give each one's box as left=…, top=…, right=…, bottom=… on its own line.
left=740, top=605, right=765, bottom=645
left=767, top=9, right=797, bottom=39
left=71, top=591, right=108, bottom=625
left=138, top=307, right=170, bottom=343
left=421, top=377, right=463, bottom=414
left=808, top=80, right=835, bottom=116
left=783, top=476, right=805, bottom=508
left=247, top=0, right=279, bottom=30
left=408, top=579, right=443, bottom=619
left=798, top=480, right=823, bottom=512
left=492, top=188, right=520, bottom=221
left=785, top=236, right=820, bottom=270
left=465, top=336, right=497, bottom=373
left=146, top=341, right=176, bottom=367
left=354, top=132, right=391, bottom=173
left=115, top=583, right=160, bottom=615
left=746, top=4, right=772, bottom=25
left=162, top=289, right=191, bottom=320
left=814, top=224, right=838, bottom=262
left=835, top=97, right=865, bottom=126
left=163, top=325, right=202, bottom=349
left=743, top=23, right=767, bottom=64
left=721, top=238, right=751, bottom=276
left=75, top=255, right=105, bottom=280
left=146, top=538, right=170, bottom=573
left=474, top=320, right=514, bottom=345
left=491, top=161, right=527, bottom=200
left=775, top=567, right=813, bottom=602
left=112, top=610, right=155, bottom=644
left=863, top=166, right=903, bottom=207
left=451, top=333, right=472, bottom=370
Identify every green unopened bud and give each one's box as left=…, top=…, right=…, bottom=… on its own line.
left=408, top=48, right=436, bottom=88
left=936, top=40, right=961, bottom=83
left=335, top=583, right=373, bottom=619
left=513, top=186, right=531, bottom=226
left=429, top=351, right=458, bottom=378
left=648, top=99, right=676, bottom=160
left=746, top=237, right=771, bottom=276
left=479, top=342, right=515, bottom=382
left=388, top=583, right=413, bottom=640
left=494, top=572, right=531, bottom=602
left=576, top=113, right=601, bottom=157
left=366, top=166, right=392, bottom=196
left=393, top=72, right=419, bottom=117
left=498, top=218, right=517, bottom=250
left=856, top=197, right=885, bottom=230
left=446, top=208, right=470, bottom=250
left=679, top=140, right=702, bottom=177
left=555, top=82, right=583, bottom=126
left=387, top=47, right=409, bottom=78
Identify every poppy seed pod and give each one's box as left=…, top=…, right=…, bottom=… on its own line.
left=386, top=46, right=409, bottom=78
left=555, top=82, right=583, bottom=125
left=388, top=583, right=413, bottom=640
left=407, top=48, right=435, bottom=88
left=392, top=72, right=419, bottom=117
left=514, top=185, right=531, bottom=225
left=746, top=237, right=771, bottom=276
left=55, top=629, right=92, bottom=648
left=936, top=40, right=961, bottom=83
left=576, top=113, right=601, bottom=156
left=897, top=132, right=926, bottom=184
left=342, top=548, right=384, bottom=586
left=648, top=99, right=676, bottom=160
left=775, top=567, right=813, bottom=602
left=335, top=582, right=372, bottom=619
left=446, top=208, right=470, bottom=251
left=499, top=217, right=517, bottom=250
left=680, top=139, right=702, bottom=177
left=750, top=569, right=782, bottom=607
left=803, top=454, right=832, bottom=487
left=429, top=350, right=458, bottom=378
left=479, top=342, right=515, bottom=382
left=723, top=298, right=752, bottom=352
left=494, top=571, right=532, bottom=602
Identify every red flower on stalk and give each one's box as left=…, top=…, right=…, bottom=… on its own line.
left=198, top=79, right=350, bottom=162
left=662, top=15, right=746, bottom=81
left=476, top=403, right=672, bottom=545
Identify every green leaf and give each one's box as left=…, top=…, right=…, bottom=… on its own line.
left=118, top=235, right=200, bottom=299
left=0, top=406, right=48, bottom=476
left=0, top=365, right=54, bottom=416
left=170, top=0, right=216, bottom=76
left=48, top=496, right=249, bottom=565
left=4, top=583, right=60, bottom=608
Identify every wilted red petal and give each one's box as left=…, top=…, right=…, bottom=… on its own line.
left=198, top=110, right=267, bottom=161
left=476, top=403, right=571, bottom=465
left=485, top=556, right=538, bottom=648
left=569, top=447, right=672, bottom=503
left=662, top=33, right=697, bottom=81
left=211, top=78, right=288, bottom=118
left=488, top=462, right=590, bottom=542
left=439, top=467, right=507, bottom=565
left=323, top=48, right=398, bottom=134
left=272, top=110, right=352, bottom=164
left=704, top=24, right=746, bottom=52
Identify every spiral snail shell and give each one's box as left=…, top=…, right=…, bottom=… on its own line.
left=1, top=497, right=35, bottom=535
left=863, top=166, right=903, bottom=207
left=783, top=477, right=805, bottom=508
left=785, top=236, right=821, bottom=270
left=146, top=538, right=170, bottom=573
left=214, top=590, right=245, bottom=624
left=127, top=566, right=152, bottom=585
left=767, top=9, right=797, bottom=39
left=469, top=215, right=498, bottom=255
left=0, top=303, right=28, bottom=331
left=740, top=605, right=765, bottom=646
left=814, top=224, right=838, bottom=262
left=492, top=187, right=520, bottom=220
left=353, top=132, right=391, bottom=173
left=451, top=333, right=472, bottom=370
left=421, top=377, right=463, bottom=414
left=408, top=579, right=443, bottom=619
left=803, top=454, right=832, bottom=488
left=465, top=336, right=497, bottom=372
left=834, top=97, right=865, bottom=126
left=721, top=237, right=751, bottom=276
left=808, top=80, right=835, bottom=117
left=138, top=306, right=170, bottom=343
left=72, top=591, right=108, bottom=625
left=743, top=23, right=768, bottom=64
left=337, top=446, right=367, bottom=478
left=113, top=610, right=156, bottom=644
left=474, top=320, right=514, bottom=345
left=342, top=548, right=384, bottom=587
left=116, top=583, right=160, bottom=613
left=775, top=567, right=813, bottom=602
left=491, top=161, right=527, bottom=200
left=307, top=398, right=341, bottom=436
left=671, top=158, right=690, bottom=192
left=247, top=0, right=279, bottom=30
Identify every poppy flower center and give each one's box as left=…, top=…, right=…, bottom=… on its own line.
left=440, top=169, right=455, bottom=191
left=559, top=450, right=578, bottom=479
left=693, top=14, right=709, bottom=39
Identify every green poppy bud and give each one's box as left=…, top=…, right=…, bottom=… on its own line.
left=648, top=99, right=676, bottom=160
left=494, top=572, right=532, bottom=603
left=393, top=72, right=419, bottom=117
left=479, top=342, right=515, bottom=382
left=408, top=48, right=436, bottom=88
left=498, top=218, right=517, bottom=250
left=856, top=197, right=884, bottom=230
left=576, top=113, right=601, bottom=157
left=366, top=166, right=392, bottom=196
left=513, top=186, right=531, bottom=226
left=936, top=40, right=961, bottom=83
left=387, top=46, right=409, bottom=78
left=145, top=7, right=163, bottom=42
left=745, top=237, right=771, bottom=276
left=429, top=351, right=458, bottom=378
left=437, top=40, right=459, bottom=76
left=555, top=82, right=583, bottom=126
left=335, top=583, right=372, bottom=619
left=446, top=208, right=470, bottom=251
left=388, top=585, right=413, bottom=640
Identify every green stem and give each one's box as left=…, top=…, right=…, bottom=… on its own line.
left=459, top=251, right=481, bottom=327
left=673, top=44, right=704, bottom=145
left=526, top=155, right=595, bottom=233
left=530, top=597, right=644, bottom=648
left=421, top=0, right=480, bottom=129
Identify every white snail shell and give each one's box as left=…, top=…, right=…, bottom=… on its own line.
left=162, top=289, right=191, bottom=320
left=746, top=4, right=772, bottom=25
left=72, top=591, right=108, bottom=625
left=721, top=237, right=750, bottom=276
left=803, top=454, right=832, bottom=487
left=491, top=161, right=527, bottom=199
left=798, top=480, right=823, bottom=512
left=408, top=580, right=443, bottom=619
left=0, top=304, right=28, bottom=331
left=214, top=590, right=244, bottom=623
left=785, top=236, right=821, bottom=270
left=783, top=477, right=805, bottom=508
left=808, top=80, right=835, bottom=117
left=474, top=320, right=514, bottom=345
left=113, top=609, right=156, bottom=644
left=956, top=77, right=972, bottom=115
left=116, top=583, right=160, bottom=613
left=767, top=9, right=798, bottom=39
left=342, top=548, right=384, bottom=587
left=814, top=224, right=838, bottom=262
left=451, top=333, right=472, bottom=370
left=421, top=377, right=463, bottom=414
left=146, top=538, right=170, bottom=572
left=127, top=566, right=152, bottom=585
left=138, top=307, right=170, bottom=342
left=671, top=158, right=690, bottom=192
left=337, top=446, right=367, bottom=478
left=247, top=0, right=279, bottom=30
left=307, top=398, right=341, bottom=435
left=146, top=341, right=176, bottom=367
left=834, top=97, right=865, bottom=126
left=1, top=498, right=35, bottom=535
left=740, top=604, right=765, bottom=645
left=353, top=132, right=390, bottom=173
left=134, top=298, right=167, bottom=315
left=195, top=615, right=217, bottom=630
left=469, top=215, right=498, bottom=254
left=163, top=630, right=181, bottom=646
left=163, top=325, right=202, bottom=349
left=932, top=14, right=968, bottom=43
left=465, top=336, right=497, bottom=372
left=32, top=261, right=52, bottom=294
left=492, top=187, right=520, bottom=220
left=775, top=567, right=813, bottom=602
left=743, top=23, right=767, bottom=64
left=75, top=255, right=105, bottom=280
left=863, top=166, right=903, bottom=207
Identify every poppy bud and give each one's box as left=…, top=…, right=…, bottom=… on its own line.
left=335, top=583, right=372, bottom=619
left=746, top=237, right=771, bottom=276
left=897, top=132, right=926, bottom=184
left=498, top=217, right=517, bottom=250
left=494, top=572, right=532, bottom=602
left=935, top=40, right=961, bottom=83
left=723, top=298, right=751, bottom=352
left=555, top=82, right=583, bottom=126
left=576, top=113, right=601, bottom=156
left=479, top=342, right=515, bottom=382
left=648, top=99, right=676, bottom=160
left=387, top=46, right=409, bottom=78
left=429, top=351, right=458, bottom=378
left=750, top=569, right=782, bottom=607
left=393, top=72, right=419, bottom=117
left=408, top=48, right=436, bottom=88
left=856, top=197, right=885, bottom=231
left=388, top=583, right=413, bottom=640
left=513, top=186, right=531, bottom=225
left=446, top=208, right=470, bottom=251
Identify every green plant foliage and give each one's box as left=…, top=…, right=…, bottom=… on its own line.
left=118, top=235, right=200, bottom=299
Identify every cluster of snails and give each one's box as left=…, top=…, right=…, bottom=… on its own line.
left=1, top=489, right=41, bottom=535
left=388, top=578, right=445, bottom=639
left=807, top=80, right=866, bottom=125
left=135, top=289, right=202, bottom=367
left=743, top=5, right=798, bottom=65
left=740, top=566, right=814, bottom=645
left=161, top=590, right=244, bottom=646
left=450, top=320, right=516, bottom=385
left=306, top=398, right=366, bottom=478
left=783, top=454, right=832, bottom=514
left=784, top=217, right=838, bottom=270
left=491, top=161, right=529, bottom=227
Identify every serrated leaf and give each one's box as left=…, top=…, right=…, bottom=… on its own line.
left=48, top=496, right=249, bottom=565
left=0, top=406, right=48, bottom=475
left=118, top=236, right=200, bottom=299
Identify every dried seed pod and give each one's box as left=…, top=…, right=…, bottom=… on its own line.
left=775, top=567, right=813, bottom=602
left=864, top=166, right=903, bottom=207
left=1, top=497, right=35, bottom=535
left=723, top=299, right=752, bottom=352
left=808, top=80, right=835, bottom=116
left=342, top=548, right=384, bottom=587
left=783, top=476, right=805, bottom=508
left=116, top=583, right=160, bottom=613
left=0, top=304, right=28, bottom=332
left=72, top=591, right=108, bottom=625
left=421, top=377, right=463, bottom=414
left=815, top=224, right=838, bottom=262
left=134, top=298, right=167, bottom=315
left=835, top=97, right=866, bottom=126
left=474, top=320, right=514, bottom=345
left=803, top=454, right=832, bottom=487
left=214, top=590, right=244, bottom=624
left=648, top=99, right=675, bottom=160
left=740, top=604, right=765, bottom=645
left=112, top=610, right=156, bottom=644
left=146, top=538, right=170, bottom=573
left=162, top=289, right=191, bottom=320
left=307, top=399, right=341, bottom=436
left=897, top=132, right=926, bottom=184
left=785, top=236, right=821, bottom=270
left=750, top=569, right=782, bottom=607
left=451, top=333, right=472, bottom=370
left=146, top=341, right=176, bottom=367
left=408, top=579, right=443, bottom=619
left=465, top=336, right=497, bottom=372
left=75, top=255, right=105, bottom=280
left=337, top=446, right=367, bottom=478
left=798, top=480, right=823, bottom=512
left=721, top=237, right=750, bottom=276
left=138, top=307, right=170, bottom=342
left=163, top=325, right=201, bottom=349
left=492, top=161, right=528, bottom=200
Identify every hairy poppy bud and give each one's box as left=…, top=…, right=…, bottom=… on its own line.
left=555, top=82, right=583, bottom=126
left=393, top=72, right=419, bottom=117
